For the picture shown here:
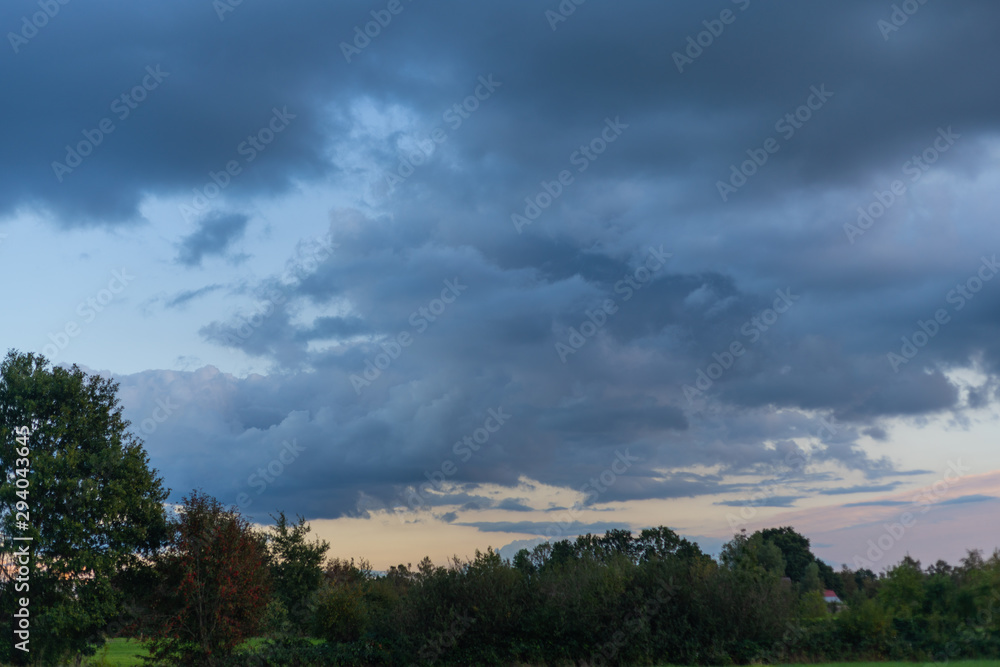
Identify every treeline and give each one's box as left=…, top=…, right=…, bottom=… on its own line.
left=290, top=527, right=1000, bottom=666
left=113, top=495, right=1000, bottom=666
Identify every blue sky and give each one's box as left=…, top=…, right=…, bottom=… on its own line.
left=2, top=0, right=1000, bottom=569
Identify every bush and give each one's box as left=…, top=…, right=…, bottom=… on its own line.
left=238, top=636, right=329, bottom=667
left=143, top=491, right=272, bottom=666
left=835, top=597, right=895, bottom=656
left=312, top=582, right=369, bottom=643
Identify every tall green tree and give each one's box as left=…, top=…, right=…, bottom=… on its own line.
left=760, top=526, right=839, bottom=593
left=265, top=512, right=329, bottom=630
left=801, top=561, right=822, bottom=592
left=759, top=526, right=814, bottom=580
left=721, top=530, right=786, bottom=576
left=0, top=350, right=169, bottom=665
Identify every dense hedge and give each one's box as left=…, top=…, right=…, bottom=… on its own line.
left=231, top=527, right=1000, bottom=666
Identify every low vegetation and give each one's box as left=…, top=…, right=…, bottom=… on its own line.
left=76, top=523, right=1000, bottom=665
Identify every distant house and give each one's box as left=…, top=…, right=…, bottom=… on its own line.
left=823, top=589, right=845, bottom=611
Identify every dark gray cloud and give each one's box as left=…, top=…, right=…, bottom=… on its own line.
left=936, top=494, right=998, bottom=507
left=844, top=500, right=910, bottom=508
left=496, top=498, right=534, bottom=512
left=176, top=213, right=249, bottom=266
left=457, top=521, right=632, bottom=536
left=846, top=494, right=998, bottom=510
left=863, top=427, right=889, bottom=441
left=819, top=483, right=902, bottom=496
left=716, top=496, right=803, bottom=508
left=32, top=0, right=1000, bottom=525
left=164, top=284, right=225, bottom=309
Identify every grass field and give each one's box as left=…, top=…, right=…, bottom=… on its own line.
left=85, top=639, right=148, bottom=666
left=81, top=645, right=1000, bottom=667
left=775, top=664, right=1000, bottom=667
left=83, top=637, right=321, bottom=665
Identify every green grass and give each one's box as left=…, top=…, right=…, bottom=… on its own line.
left=85, top=638, right=149, bottom=666
left=82, top=645, right=1000, bottom=667
left=754, top=664, right=1000, bottom=667
left=659, top=664, right=1000, bottom=667
left=85, top=637, right=284, bottom=665
left=83, top=636, right=326, bottom=665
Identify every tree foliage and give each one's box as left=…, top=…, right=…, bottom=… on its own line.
left=143, top=491, right=271, bottom=666
left=265, top=511, right=330, bottom=631
left=0, top=350, right=168, bottom=665
left=266, top=529, right=1000, bottom=666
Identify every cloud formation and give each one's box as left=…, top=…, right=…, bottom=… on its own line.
left=6, top=1, right=1000, bottom=552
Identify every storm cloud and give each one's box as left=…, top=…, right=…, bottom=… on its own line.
left=5, top=1, right=1000, bottom=542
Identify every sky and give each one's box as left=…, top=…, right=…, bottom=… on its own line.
left=2, top=0, right=999, bottom=571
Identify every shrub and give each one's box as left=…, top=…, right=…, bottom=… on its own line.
left=312, top=582, right=369, bottom=643
left=143, top=491, right=271, bottom=666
